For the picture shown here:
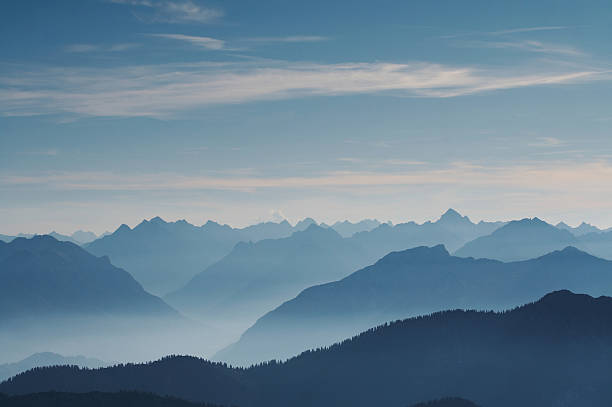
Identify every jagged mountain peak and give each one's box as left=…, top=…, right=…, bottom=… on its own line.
left=437, top=208, right=472, bottom=225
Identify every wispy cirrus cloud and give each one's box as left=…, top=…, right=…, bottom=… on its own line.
left=109, top=0, right=222, bottom=24
left=0, top=60, right=605, bottom=118
left=528, top=137, right=567, bottom=147
left=488, top=26, right=570, bottom=36
left=441, top=26, right=570, bottom=39
left=246, top=36, right=329, bottom=43
left=3, top=161, right=612, bottom=195
left=149, top=33, right=225, bottom=49
left=459, top=39, right=584, bottom=57
left=65, top=43, right=140, bottom=53
left=443, top=26, right=584, bottom=57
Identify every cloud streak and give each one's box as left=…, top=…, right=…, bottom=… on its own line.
left=246, top=36, right=329, bottom=43
left=4, top=161, right=612, bottom=194
left=109, top=0, right=222, bottom=24
left=460, top=39, right=585, bottom=56
left=149, top=34, right=225, bottom=49
left=0, top=60, right=605, bottom=118
left=441, top=26, right=570, bottom=39
left=65, top=43, right=140, bottom=53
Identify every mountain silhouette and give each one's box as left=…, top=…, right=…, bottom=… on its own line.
left=69, top=230, right=99, bottom=244
left=409, top=399, right=480, bottom=407
left=166, top=209, right=505, bottom=328
left=0, top=236, right=195, bottom=363
left=217, top=245, right=612, bottom=365
left=85, top=217, right=336, bottom=295
left=0, top=235, right=177, bottom=319
left=0, top=392, right=477, bottom=407
left=454, top=218, right=578, bottom=261
left=456, top=217, right=612, bottom=262
left=165, top=224, right=369, bottom=325
left=85, top=217, right=306, bottom=295
left=556, top=221, right=602, bottom=236
left=48, top=231, right=81, bottom=245
left=577, top=230, right=612, bottom=261
left=1, top=231, right=100, bottom=245
left=0, top=353, right=106, bottom=382
left=0, top=391, right=226, bottom=407
left=85, top=210, right=500, bottom=296
left=323, top=219, right=384, bottom=237
left=0, top=234, right=14, bottom=243
left=5, top=291, right=612, bottom=407
left=350, top=208, right=504, bottom=254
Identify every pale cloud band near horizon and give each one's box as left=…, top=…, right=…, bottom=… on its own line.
left=3, top=160, right=612, bottom=232
left=0, top=60, right=606, bottom=118
left=3, top=160, right=612, bottom=193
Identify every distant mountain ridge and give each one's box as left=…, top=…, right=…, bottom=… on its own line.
left=217, top=244, right=612, bottom=365
left=456, top=217, right=612, bottom=262
left=556, top=221, right=603, bottom=236
left=165, top=209, right=506, bottom=327
left=5, top=291, right=612, bottom=407
left=85, top=216, right=345, bottom=295
left=0, top=231, right=102, bottom=245
left=321, top=219, right=386, bottom=237
left=0, top=353, right=106, bottom=382
left=350, top=208, right=505, bottom=254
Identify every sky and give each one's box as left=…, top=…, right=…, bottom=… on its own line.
left=1, top=0, right=612, bottom=234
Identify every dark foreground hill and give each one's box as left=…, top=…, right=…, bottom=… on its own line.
left=0, top=391, right=477, bottom=407
left=217, top=245, right=612, bottom=365
left=4, top=291, right=612, bottom=407
left=0, top=391, right=225, bottom=407
left=410, top=399, right=480, bottom=407
left=0, top=353, right=106, bottom=383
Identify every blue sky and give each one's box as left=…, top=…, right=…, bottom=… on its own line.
left=2, top=0, right=612, bottom=234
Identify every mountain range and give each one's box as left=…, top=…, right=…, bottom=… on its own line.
left=455, top=217, right=612, bottom=262
left=217, top=245, right=612, bottom=365
left=321, top=219, right=385, bottom=237
left=4, top=291, right=612, bottom=407
left=350, top=208, right=505, bottom=253
left=84, top=216, right=378, bottom=296
left=0, top=231, right=103, bottom=245
left=556, top=221, right=610, bottom=236
left=166, top=209, right=506, bottom=324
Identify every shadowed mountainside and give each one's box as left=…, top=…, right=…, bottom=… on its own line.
left=0, top=236, right=176, bottom=319
left=217, top=245, right=612, bottom=365
left=0, top=236, right=229, bottom=364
